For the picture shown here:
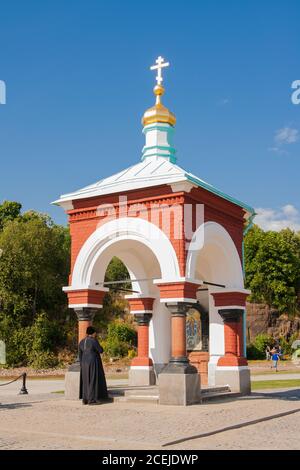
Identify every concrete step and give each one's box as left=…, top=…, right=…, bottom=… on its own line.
left=109, top=384, right=239, bottom=404
left=201, top=385, right=231, bottom=395
left=113, top=394, right=159, bottom=404
left=201, top=391, right=241, bottom=402
left=124, top=386, right=158, bottom=397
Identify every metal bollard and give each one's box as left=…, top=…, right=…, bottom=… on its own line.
left=19, top=372, right=28, bottom=395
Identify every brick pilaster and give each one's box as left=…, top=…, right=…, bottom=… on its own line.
left=127, top=297, right=154, bottom=367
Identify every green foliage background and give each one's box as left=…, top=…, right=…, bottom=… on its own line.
left=244, top=225, right=300, bottom=314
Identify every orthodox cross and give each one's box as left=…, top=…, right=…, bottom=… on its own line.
left=150, top=56, right=169, bottom=86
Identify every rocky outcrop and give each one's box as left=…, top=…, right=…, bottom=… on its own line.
left=246, top=303, right=300, bottom=343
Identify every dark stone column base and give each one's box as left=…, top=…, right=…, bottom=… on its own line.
left=161, top=357, right=198, bottom=375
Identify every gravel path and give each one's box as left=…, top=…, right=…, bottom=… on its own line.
left=0, top=385, right=300, bottom=450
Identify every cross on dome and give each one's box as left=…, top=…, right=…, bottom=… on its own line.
left=142, top=55, right=176, bottom=128
left=150, top=56, right=170, bottom=86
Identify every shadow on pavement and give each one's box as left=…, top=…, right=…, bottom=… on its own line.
left=163, top=405, right=300, bottom=447
left=248, top=388, right=300, bottom=401
left=203, top=388, right=300, bottom=404
left=0, top=402, right=32, bottom=410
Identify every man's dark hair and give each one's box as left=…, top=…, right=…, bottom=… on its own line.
left=86, top=326, right=96, bottom=335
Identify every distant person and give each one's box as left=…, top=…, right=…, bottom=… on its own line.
left=271, top=350, right=280, bottom=372
left=79, top=326, right=108, bottom=405
left=265, top=346, right=271, bottom=361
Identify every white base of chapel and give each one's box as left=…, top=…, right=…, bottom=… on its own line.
left=129, top=366, right=156, bottom=386
left=214, top=366, right=251, bottom=394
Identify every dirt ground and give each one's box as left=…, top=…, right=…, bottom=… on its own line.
left=0, top=358, right=130, bottom=378
left=1, top=359, right=299, bottom=379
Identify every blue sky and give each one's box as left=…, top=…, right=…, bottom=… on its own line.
left=0, top=0, right=299, bottom=228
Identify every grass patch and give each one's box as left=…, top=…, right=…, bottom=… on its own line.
left=251, top=379, right=300, bottom=390
left=251, top=369, right=300, bottom=376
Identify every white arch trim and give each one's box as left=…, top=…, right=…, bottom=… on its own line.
left=185, top=221, right=244, bottom=289
left=70, top=217, right=181, bottom=290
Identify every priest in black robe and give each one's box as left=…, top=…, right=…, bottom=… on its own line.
left=79, top=326, right=108, bottom=404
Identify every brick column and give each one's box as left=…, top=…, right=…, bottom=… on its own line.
left=131, top=313, right=153, bottom=367
left=217, top=309, right=247, bottom=366
left=210, top=291, right=251, bottom=394
left=74, top=307, right=98, bottom=343
left=127, top=297, right=156, bottom=386
left=127, top=297, right=154, bottom=366
left=211, top=291, right=248, bottom=367
left=155, top=281, right=200, bottom=375
left=162, top=302, right=197, bottom=374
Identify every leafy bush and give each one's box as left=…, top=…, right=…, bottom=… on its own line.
left=279, top=332, right=299, bottom=357
left=246, top=343, right=260, bottom=360
left=247, top=334, right=273, bottom=359
left=30, top=312, right=64, bottom=352
left=107, top=320, right=137, bottom=346
left=127, top=348, right=137, bottom=359
left=102, top=337, right=128, bottom=358
left=0, top=312, right=64, bottom=367
left=29, top=350, right=58, bottom=369
left=253, top=334, right=273, bottom=355
left=102, top=320, right=137, bottom=359
left=1, top=324, right=34, bottom=366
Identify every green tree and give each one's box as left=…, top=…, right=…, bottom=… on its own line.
left=0, top=208, right=71, bottom=366
left=94, top=257, right=131, bottom=332
left=104, top=256, right=131, bottom=291
left=0, top=200, right=22, bottom=231
left=244, top=225, right=300, bottom=314
left=0, top=211, right=70, bottom=323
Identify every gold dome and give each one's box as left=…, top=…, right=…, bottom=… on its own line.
left=142, top=84, right=176, bottom=127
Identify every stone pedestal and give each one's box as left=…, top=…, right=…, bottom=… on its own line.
left=159, top=371, right=200, bottom=405
left=215, top=366, right=251, bottom=394
left=65, top=362, right=81, bottom=400
left=129, top=366, right=156, bottom=386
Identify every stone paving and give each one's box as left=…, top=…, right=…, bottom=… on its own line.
left=0, top=380, right=300, bottom=450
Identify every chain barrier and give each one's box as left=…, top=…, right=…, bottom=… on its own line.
left=0, top=372, right=28, bottom=394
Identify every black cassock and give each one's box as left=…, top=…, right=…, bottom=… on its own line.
left=79, top=336, right=108, bottom=402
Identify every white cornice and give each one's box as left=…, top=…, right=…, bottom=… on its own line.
left=170, top=181, right=196, bottom=193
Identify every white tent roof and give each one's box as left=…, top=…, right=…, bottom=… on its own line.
left=53, top=156, right=254, bottom=216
